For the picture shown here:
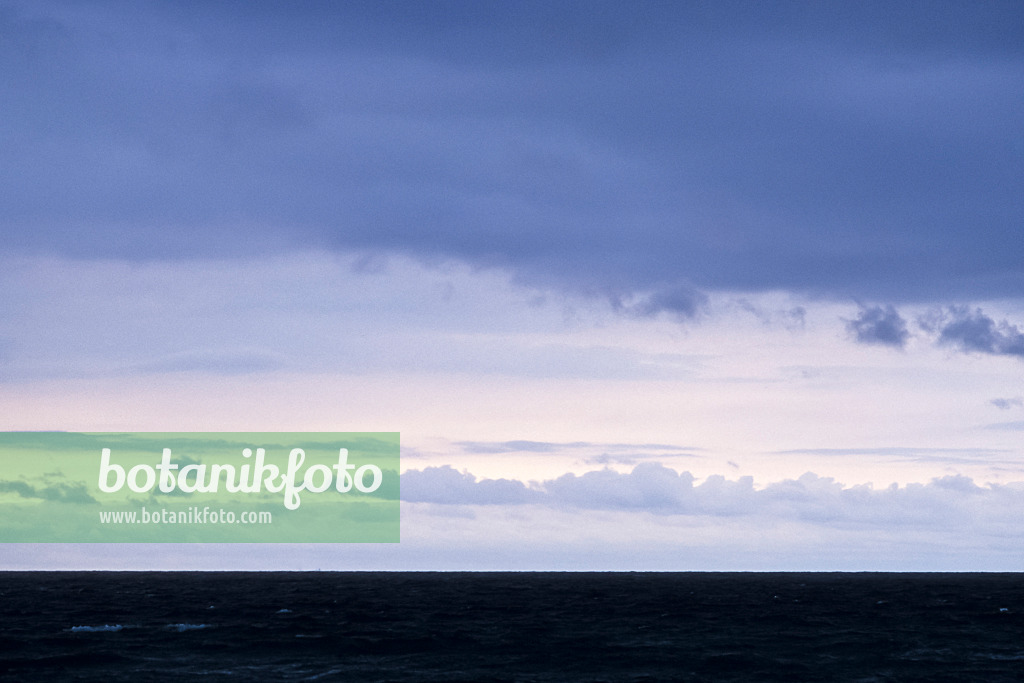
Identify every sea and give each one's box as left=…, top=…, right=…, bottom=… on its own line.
left=2, top=572, right=1023, bottom=682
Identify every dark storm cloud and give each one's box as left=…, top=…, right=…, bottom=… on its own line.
left=927, top=307, right=1024, bottom=358
left=3, top=0, right=1023, bottom=304
left=845, top=304, right=909, bottom=348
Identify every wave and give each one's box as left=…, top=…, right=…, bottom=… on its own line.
left=69, top=624, right=127, bottom=633
left=165, top=623, right=211, bottom=632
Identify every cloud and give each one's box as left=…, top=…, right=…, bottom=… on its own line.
left=454, top=440, right=699, bottom=455
left=2, top=2, right=1022, bottom=305
left=990, top=397, right=1023, bottom=410
left=455, top=440, right=590, bottom=454
left=735, top=300, right=806, bottom=330
left=983, top=421, right=1024, bottom=431
left=400, top=463, right=1024, bottom=527
left=449, top=440, right=705, bottom=468
left=614, top=285, right=709, bottom=321
left=928, top=306, right=1024, bottom=358
left=776, top=446, right=1012, bottom=466
left=0, top=480, right=97, bottom=504
left=544, top=464, right=702, bottom=512
left=845, top=304, right=909, bottom=348
left=400, top=466, right=543, bottom=505
left=582, top=451, right=701, bottom=466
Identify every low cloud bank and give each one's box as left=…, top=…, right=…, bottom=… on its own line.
left=402, top=463, right=1024, bottom=526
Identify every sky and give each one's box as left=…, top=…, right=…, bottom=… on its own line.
left=2, top=0, right=1023, bottom=570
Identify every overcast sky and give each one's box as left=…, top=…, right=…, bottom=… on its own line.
left=2, top=0, right=1024, bottom=570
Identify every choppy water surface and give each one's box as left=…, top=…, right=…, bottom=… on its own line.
left=2, top=572, right=1023, bottom=682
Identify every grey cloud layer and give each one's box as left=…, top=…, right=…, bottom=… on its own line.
left=2, top=1, right=1023, bottom=305
left=402, top=463, right=1024, bottom=526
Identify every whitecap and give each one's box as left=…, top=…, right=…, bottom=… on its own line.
left=166, top=623, right=211, bottom=632
left=69, top=624, right=125, bottom=633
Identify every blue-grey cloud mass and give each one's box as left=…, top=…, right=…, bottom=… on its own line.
left=2, top=0, right=1023, bottom=307
left=846, top=304, right=909, bottom=348
left=990, top=397, right=1023, bottom=410
left=928, top=306, right=1024, bottom=358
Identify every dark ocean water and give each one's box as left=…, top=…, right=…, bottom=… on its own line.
left=2, top=572, right=1023, bottom=682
